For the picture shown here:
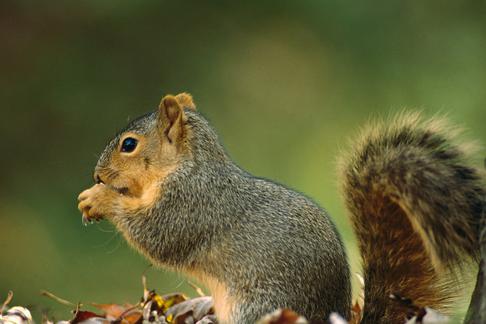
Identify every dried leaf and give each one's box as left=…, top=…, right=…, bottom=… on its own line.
left=405, top=307, right=450, bottom=324
left=90, top=302, right=137, bottom=320
left=0, top=306, right=33, bottom=324
left=145, top=292, right=187, bottom=315
left=120, top=312, right=143, bottom=324
left=165, top=296, right=214, bottom=323
left=75, top=318, right=109, bottom=324
left=71, top=310, right=105, bottom=324
left=142, top=300, right=165, bottom=323
left=187, top=282, right=206, bottom=298
left=40, top=290, right=78, bottom=308
left=349, top=301, right=362, bottom=324
left=329, top=313, right=348, bottom=324
left=1, top=291, right=14, bottom=313
left=195, top=315, right=217, bottom=324
left=257, top=309, right=309, bottom=324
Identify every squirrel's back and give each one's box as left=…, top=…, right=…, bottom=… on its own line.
left=211, top=175, right=351, bottom=322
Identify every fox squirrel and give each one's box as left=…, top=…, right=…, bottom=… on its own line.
left=78, top=93, right=485, bottom=323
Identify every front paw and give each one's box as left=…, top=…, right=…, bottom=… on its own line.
left=77, top=183, right=113, bottom=223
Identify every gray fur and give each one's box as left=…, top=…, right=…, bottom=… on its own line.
left=98, top=109, right=351, bottom=323
left=340, top=112, right=485, bottom=323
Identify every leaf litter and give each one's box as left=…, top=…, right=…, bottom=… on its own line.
left=0, top=274, right=449, bottom=324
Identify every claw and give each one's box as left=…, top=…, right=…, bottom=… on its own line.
left=82, top=214, right=90, bottom=226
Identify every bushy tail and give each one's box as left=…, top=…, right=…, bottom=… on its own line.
left=339, top=112, right=485, bottom=323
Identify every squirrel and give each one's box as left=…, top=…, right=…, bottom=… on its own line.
left=78, top=93, right=485, bottom=323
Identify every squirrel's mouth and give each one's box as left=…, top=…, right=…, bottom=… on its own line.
left=96, top=175, right=127, bottom=193
left=82, top=214, right=103, bottom=226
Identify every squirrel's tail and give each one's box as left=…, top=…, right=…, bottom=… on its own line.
left=339, top=112, right=485, bottom=323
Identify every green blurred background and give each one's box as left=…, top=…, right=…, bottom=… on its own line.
left=1, top=0, right=485, bottom=321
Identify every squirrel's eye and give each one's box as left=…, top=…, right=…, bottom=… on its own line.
left=121, top=137, right=138, bottom=153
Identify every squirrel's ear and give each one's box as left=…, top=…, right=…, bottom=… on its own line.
left=175, top=92, right=196, bottom=110
left=158, top=94, right=185, bottom=143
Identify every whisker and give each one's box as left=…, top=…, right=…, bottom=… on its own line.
left=106, top=235, right=123, bottom=254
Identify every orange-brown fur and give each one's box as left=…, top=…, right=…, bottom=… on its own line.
left=186, top=270, right=236, bottom=324
left=175, top=92, right=196, bottom=110
left=78, top=94, right=191, bottom=221
left=78, top=165, right=176, bottom=220
left=78, top=92, right=353, bottom=324
left=354, top=195, right=452, bottom=322
left=340, top=112, right=484, bottom=323
left=78, top=97, right=484, bottom=324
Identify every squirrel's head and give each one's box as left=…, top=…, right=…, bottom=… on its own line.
left=94, top=93, right=196, bottom=198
